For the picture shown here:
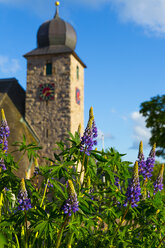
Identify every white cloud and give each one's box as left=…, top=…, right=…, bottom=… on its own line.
left=0, top=55, right=20, bottom=75
left=72, top=0, right=165, bottom=34
left=130, top=111, right=151, bottom=150
left=112, top=0, right=165, bottom=34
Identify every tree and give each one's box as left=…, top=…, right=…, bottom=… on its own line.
left=140, top=95, right=165, bottom=158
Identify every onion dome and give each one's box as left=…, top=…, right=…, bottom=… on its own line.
left=37, top=2, right=77, bottom=51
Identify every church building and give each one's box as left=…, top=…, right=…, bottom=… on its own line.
left=0, top=2, right=86, bottom=177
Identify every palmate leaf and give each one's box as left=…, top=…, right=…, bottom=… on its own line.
left=56, top=141, right=65, bottom=151
left=0, top=233, right=7, bottom=247
left=51, top=180, right=66, bottom=198
left=90, top=151, right=108, bottom=162
left=32, top=220, right=49, bottom=238
left=54, top=152, right=61, bottom=161
left=68, top=131, right=81, bottom=146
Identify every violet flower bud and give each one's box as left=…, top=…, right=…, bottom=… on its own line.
left=124, top=161, right=141, bottom=208
left=80, top=107, right=98, bottom=155
left=0, top=109, right=10, bottom=154
left=153, top=164, right=164, bottom=195
left=17, top=179, right=32, bottom=211
left=138, top=141, right=146, bottom=177
left=63, top=180, right=79, bottom=216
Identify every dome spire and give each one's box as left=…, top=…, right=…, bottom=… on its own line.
left=54, top=1, right=60, bottom=18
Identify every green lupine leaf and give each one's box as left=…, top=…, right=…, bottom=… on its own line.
left=90, top=151, right=108, bottom=162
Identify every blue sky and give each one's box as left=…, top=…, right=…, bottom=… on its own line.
left=0, top=0, right=165, bottom=163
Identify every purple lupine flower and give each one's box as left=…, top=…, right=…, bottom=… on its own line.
left=124, top=161, right=141, bottom=208
left=114, top=176, right=120, bottom=187
left=0, top=158, right=6, bottom=170
left=92, top=119, right=97, bottom=145
left=34, top=167, right=40, bottom=176
left=0, top=109, right=10, bottom=171
left=138, top=141, right=146, bottom=176
left=144, top=144, right=156, bottom=179
left=114, top=166, right=120, bottom=188
left=80, top=107, right=97, bottom=155
left=147, top=190, right=150, bottom=198
left=33, top=158, right=40, bottom=176
left=47, top=178, right=54, bottom=188
left=153, top=164, right=164, bottom=195
left=0, top=109, right=10, bottom=153
left=63, top=180, right=79, bottom=216
left=17, top=178, right=32, bottom=211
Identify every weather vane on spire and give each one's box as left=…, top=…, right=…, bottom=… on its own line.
left=54, top=1, right=60, bottom=18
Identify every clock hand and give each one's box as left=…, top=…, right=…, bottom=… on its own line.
left=43, top=89, right=53, bottom=96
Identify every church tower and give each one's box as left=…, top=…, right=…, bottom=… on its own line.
left=24, top=2, right=86, bottom=159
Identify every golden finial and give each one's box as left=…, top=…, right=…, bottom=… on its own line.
left=54, top=1, right=60, bottom=18
left=55, top=1, right=60, bottom=6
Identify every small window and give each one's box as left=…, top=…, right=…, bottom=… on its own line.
left=76, top=66, right=79, bottom=80
left=46, top=129, right=49, bottom=138
left=46, top=63, right=52, bottom=75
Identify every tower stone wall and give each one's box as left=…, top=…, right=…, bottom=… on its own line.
left=70, top=54, right=84, bottom=135
left=25, top=53, right=84, bottom=159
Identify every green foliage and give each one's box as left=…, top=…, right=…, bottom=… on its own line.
left=0, top=132, right=164, bottom=247
left=140, top=95, right=165, bottom=158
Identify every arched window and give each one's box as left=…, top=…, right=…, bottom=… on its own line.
left=46, top=63, right=52, bottom=75
left=76, top=65, right=79, bottom=80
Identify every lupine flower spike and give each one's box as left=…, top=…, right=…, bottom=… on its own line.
left=0, top=109, right=10, bottom=170
left=80, top=107, right=98, bottom=155
left=153, top=164, right=164, bottom=195
left=63, top=180, right=79, bottom=216
left=0, top=109, right=10, bottom=152
left=114, top=165, right=120, bottom=188
left=124, top=161, right=141, bottom=208
left=17, top=178, right=32, bottom=211
left=138, top=141, right=146, bottom=176
left=77, top=123, right=81, bottom=138
left=34, top=158, right=40, bottom=176
left=144, top=143, right=156, bottom=179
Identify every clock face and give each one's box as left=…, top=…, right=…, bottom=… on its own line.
left=39, top=83, right=55, bottom=101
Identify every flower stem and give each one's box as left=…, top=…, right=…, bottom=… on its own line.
left=40, top=179, right=48, bottom=208
left=24, top=210, right=28, bottom=248
left=79, top=149, right=86, bottom=185
left=55, top=214, right=69, bottom=248
left=0, top=192, right=3, bottom=219
left=111, top=201, right=131, bottom=243
left=156, top=236, right=165, bottom=248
